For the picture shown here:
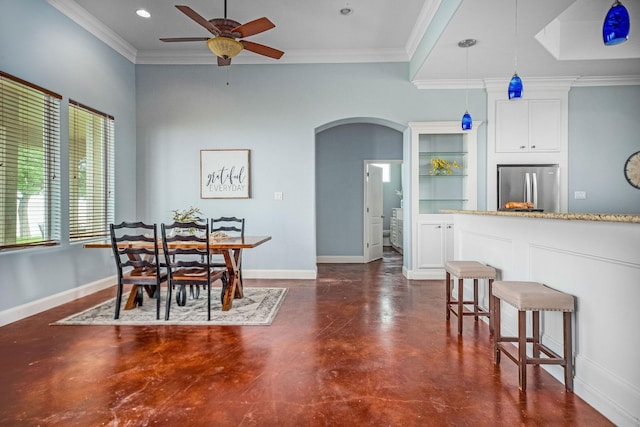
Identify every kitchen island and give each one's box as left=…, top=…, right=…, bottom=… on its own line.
left=444, top=210, right=639, bottom=427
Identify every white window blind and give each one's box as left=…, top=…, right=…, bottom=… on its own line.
left=0, top=71, right=61, bottom=250
left=69, top=100, right=114, bottom=241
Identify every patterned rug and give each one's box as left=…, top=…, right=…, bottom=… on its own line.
left=52, top=287, right=288, bottom=326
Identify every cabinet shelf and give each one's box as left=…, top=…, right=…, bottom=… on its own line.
left=420, top=151, right=468, bottom=156
left=419, top=173, right=467, bottom=177
left=420, top=198, right=468, bottom=202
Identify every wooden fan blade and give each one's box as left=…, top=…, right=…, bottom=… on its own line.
left=175, top=5, right=221, bottom=35
left=218, top=57, right=232, bottom=66
left=241, top=40, right=284, bottom=59
left=160, top=37, right=210, bottom=42
left=232, top=17, right=275, bottom=38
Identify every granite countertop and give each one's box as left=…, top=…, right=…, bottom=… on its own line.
left=441, top=210, right=640, bottom=224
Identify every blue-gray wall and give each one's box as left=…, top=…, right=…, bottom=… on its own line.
left=0, top=0, right=136, bottom=311
left=315, top=123, right=402, bottom=256
left=568, top=86, right=640, bottom=213
left=133, top=64, right=486, bottom=273
left=0, top=0, right=637, bottom=314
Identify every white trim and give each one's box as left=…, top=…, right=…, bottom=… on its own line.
left=137, top=48, right=409, bottom=65
left=316, top=256, right=365, bottom=264
left=414, top=76, right=640, bottom=89
left=405, top=268, right=445, bottom=280
left=571, top=76, right=640, bottom=87
left=0, top=276, right=115, bottom=327
left=46, top=0, right=137, bottom=63
left=0, top=268, right=318, bottom=326
left=242, top=269, right=318, bottom=279
left=412, top=78, right=487, bottom=90
left=405, top=0, right=442, bottom=58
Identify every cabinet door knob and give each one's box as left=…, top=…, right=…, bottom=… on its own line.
left=447, top=225, right=452, bottom=229
left=531, top=145, right=536, bottom=149
left=520, top=145, right=526, bottom=149
left=436, top=225, right=442, bottom=228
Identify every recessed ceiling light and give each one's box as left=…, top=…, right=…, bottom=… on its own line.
left=340, top=8, right=353, bottom=16
left=136, top=9, right=151, bottom=18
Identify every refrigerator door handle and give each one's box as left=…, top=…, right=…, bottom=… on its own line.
left=532, top=173, right=538, bottom=208
left=524, top=173, right=532, bottom=203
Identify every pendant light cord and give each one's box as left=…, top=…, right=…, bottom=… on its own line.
left=465, top=46, right=469, bottom=111
left=514, top=0, right=519, bottom=72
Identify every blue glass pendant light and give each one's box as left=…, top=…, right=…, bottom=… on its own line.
left=508, top=0, right=523, bottom=99
left=461, top=111, right=473, bottom=131
left=508, top=73, right=523, bottom=99
left=459, top=39, right=476, bottom=130
left=603, top=1, right=630, bottom=45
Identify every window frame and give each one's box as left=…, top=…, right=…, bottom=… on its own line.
left=68, top=100, right=115, bottom=242
left=0, top=71, right=61, bottom=251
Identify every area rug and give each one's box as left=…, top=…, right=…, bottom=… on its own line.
left=52, top=287, right=287, bottom=326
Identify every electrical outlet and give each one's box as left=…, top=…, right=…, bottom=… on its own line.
left=574, top=191, right=587, bottom=200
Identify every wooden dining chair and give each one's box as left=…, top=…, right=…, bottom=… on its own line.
left=110, top=221, right=167, bottom=320
left=161, top=221, right=227, bottom=321
left=211, top=216, right=245, bottom=238
left=211, top=216, right=245, bottom=295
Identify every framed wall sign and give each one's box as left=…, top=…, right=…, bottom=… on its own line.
left=200, top=149, right=250, bottom=198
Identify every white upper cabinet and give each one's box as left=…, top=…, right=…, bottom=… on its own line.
left=495, top=99, right=561, bottom=153
left=485, top=79, right=573, bottom=213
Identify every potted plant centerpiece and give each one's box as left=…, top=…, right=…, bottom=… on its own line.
left=171, top=206, right=203, bottom=234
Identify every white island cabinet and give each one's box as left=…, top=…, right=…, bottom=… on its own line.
left=449, top=210, right=640, bottom=427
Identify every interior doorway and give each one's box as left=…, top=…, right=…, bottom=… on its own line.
left=364, top=160, right=403, bottom=263
left=315, top=119, right=404, bottom=265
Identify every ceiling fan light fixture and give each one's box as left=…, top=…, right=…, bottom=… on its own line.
left=603, top=1, right=630, bottom=45
left=207, top=37, right=243, bottom=59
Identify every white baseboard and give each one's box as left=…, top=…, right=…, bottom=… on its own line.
left=406, top=268, right=446, bottom=280
left=0, top=276, right=115, bottom=327
left=240, top=269, right=318, bottom=280
left=316, top=256, right=365, bottom=264
left=0, top=269, right=318, bottom=327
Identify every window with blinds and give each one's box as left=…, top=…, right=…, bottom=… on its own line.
left=68, top=101, right=114, bottom=241
left=0, top=71, right=61, bottom=250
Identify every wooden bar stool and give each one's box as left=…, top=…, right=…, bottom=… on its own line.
left=445, top=261, right=497, bottom=335
left=492, top=281, right=575, bottom=392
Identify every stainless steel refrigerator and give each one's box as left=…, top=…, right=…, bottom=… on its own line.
left=497, top=164, right=560, bottom=212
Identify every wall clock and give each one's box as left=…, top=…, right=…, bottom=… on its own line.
left=624, top=151, right=640, bottom=189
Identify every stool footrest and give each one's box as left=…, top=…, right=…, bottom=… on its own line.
left=498, top=345, right=566, bottom=366
left=447, top=307, right=490, bottom=316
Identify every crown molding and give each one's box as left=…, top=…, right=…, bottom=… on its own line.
left=136, top=48, right=410, bottom=65
left=414, top=75, right=640, bottom=90
left=47, top=0, right=137, bottom=63
left=570, top=76, right=640, bottom=87
left=405, top=0, right=442, bottom=59
left=412, top=78, right=486, bottom=90
left=483, top=77, right=578, bottom=92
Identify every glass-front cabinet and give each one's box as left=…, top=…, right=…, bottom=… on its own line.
left=410, top=122, right=479, bottom=215
left=408, top=121, right=480, bottom=280
left=419, top=134, right=468, bottom=213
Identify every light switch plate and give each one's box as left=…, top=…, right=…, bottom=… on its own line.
left=574, top=191, right=587, bottom=200
left=274, top=192, right=283, bottom=200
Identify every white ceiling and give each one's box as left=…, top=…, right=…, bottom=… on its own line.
left=49, top=0, right=640, bottom=86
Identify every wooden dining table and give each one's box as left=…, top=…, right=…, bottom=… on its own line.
left=84, top=235, right=271, bottom=311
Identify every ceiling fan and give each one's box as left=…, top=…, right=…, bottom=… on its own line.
left=160, top=1, right=284, bottom=66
